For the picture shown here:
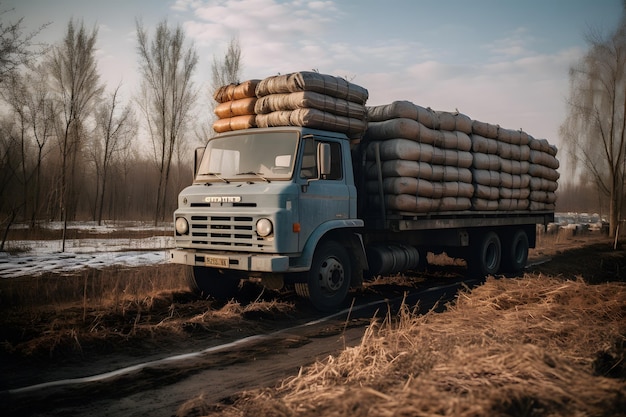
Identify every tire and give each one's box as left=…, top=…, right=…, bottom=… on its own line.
left=468, top=231, right=501, bottom=277
left=295, top=241, right=351, bottom=312
left=186, top=266, right=240, bottom=300
left=501, top=229, right=529, bottom=273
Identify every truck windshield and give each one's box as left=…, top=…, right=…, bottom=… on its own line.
left=195, top=131, right=299, bottom=183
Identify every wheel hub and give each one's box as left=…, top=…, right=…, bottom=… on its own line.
left=319, top=258, right=344, bottom=292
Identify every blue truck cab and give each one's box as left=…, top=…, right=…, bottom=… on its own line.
left=169, top=126, right=366, bottom=311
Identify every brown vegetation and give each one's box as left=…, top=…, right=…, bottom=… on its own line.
left=0, top=264, right=294, bottom=362
left=183, top=272, right=626, bottom=417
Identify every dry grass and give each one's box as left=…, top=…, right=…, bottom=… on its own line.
left=0, top=264, right=295, bottom=359
left=0, top=264, right=189, bottom=310
left=193, top=275, right=626, bottom=417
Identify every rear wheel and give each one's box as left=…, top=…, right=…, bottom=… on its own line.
left=295, top=241, right=351, bottom=312
left=186, top=266, right=240, bottom=300
left=501, top=229, right=529, bottom=273
left=468, top=231, right=501, bottom=277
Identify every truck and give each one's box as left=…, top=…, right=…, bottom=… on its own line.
left=169, top=125, right=554, bottom=311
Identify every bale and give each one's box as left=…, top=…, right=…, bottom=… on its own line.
left=366, top=177, right=473, bottom=199
left=472, top=120, right=499, bottom=139
left=255, top=108, right=366, bottom=138
left=214, top=97, right=257, bottom=119
left=374, top=194, right=472, bottom=213
left=474, top=184, right=500, bottom=200
left=472, top=153, right=501, bottom=170
left=472, top=197, right=500, bottom=210
left=213, top=79, right=260, bottom=103
left=212, top=115, right=256, bottom=133
left=255, top=71, right=369, bottom=104
left=254, top=91, right=366, bottom=119
left=472, top=169, right=501, bottom=187
left=471, top=134, right=499, bottom=154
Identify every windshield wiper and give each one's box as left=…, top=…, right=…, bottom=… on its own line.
left=198, top=172, right=230, bottom=183
left=237, top=171, right=270, bottom=183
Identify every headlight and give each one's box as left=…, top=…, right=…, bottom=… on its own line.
left=175, top=217, right=189, bottom=235
left=256, top=218, right=273, bottom=237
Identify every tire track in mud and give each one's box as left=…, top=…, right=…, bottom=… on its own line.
left=3, top=280, right=471, bottom=417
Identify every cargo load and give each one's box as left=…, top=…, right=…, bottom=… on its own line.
left=212, top=71, right=369, bottom=138
left=362, top=101, right=558, bottom=215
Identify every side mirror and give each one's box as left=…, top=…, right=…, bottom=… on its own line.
left=318, top=143, right=331, bottom=176
left=194, top=147, right=205, bottom=177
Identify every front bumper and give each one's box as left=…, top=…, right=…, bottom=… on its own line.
left=168, top=248, right=291, bottom=272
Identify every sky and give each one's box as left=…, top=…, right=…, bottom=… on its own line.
left=3, top=0, right=624, bottom=153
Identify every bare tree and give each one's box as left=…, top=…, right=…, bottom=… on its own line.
left=24, top=63, right=55, bottom=226
left=195, top=36, right=243, bottom=145
left=48, top=19, right=103, bottom=250
left=0, top=72, right=29, bottom=217
left=136, top=19, right=198, bottom=225
left=91, top=84, right=136, bottom=225
left=560, top=1, right=626, bottom=237
left=211, top=36, right=242, bottom=90
left=0, top=6, right=49, bottom=83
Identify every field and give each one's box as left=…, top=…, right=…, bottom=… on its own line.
left=1, top=226, right=625, bottom=416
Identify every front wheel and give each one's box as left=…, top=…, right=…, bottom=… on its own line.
left=295, top=241, right=351, bottom=312
left=186, top=266, right=240, bottom=300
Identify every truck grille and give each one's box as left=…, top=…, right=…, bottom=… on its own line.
left=189, top=215, right=271, bottom=249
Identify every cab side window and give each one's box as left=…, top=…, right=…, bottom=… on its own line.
left=300, top=139, right=343, bottom=180
left=300, top=138, right=317, bottom=179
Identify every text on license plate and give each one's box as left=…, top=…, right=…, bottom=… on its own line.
left=205, top=255, right=229, bottom=267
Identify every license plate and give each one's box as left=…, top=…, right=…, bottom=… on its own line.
left=205, top=255, right=229, bottom=267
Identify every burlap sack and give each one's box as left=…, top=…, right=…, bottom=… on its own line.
left=529, top=150, right=560, bottom=169
left=472, top=198, right=499, bottom=211
left=213, top=79, right=260, bottom=103
left=364, top=118, right=420, bottom=141
left=500, top=159, right=530, bottom=175
left=378, top=194, right=472, bottom=213
left=497, top=128, right=529, bottom=145
left=255, top=108, right=366, bottom=137
left=420, top=127, right=472, bottom=151
left=474, top=184, right=500, bottom=200
left=214, top=97, right=257, bottom=119
left=366, top=101, right=419, bottom=121
left=472, top=120, right=499, bottom=139
left=436, top=111, right=455, bottom=131
left=498, top=199, right=529, bottom=210
left=472, top=169, right=501, bottom=187
left=529, top=201, right=555, bottom=211
left=365, top=159, right=434, bottom=180
left=254, top=91, right=366, bottom=119
left=500, top=187, right=530, bottom=200
left=530, top=177, right=559, bottom=192
left=212, top=115, right=256, bottom=133
left=367, top=178, right=473, bottom=198
left=530, top=191, right=557, bottom=204
left=471, top=134, right=499, bottom=154
left=365, top=160, right=472, bottom=183
left=255, top=71, right=369, bottom=104
left=528, top=164, right=560, bottom=182
left=472, top=153, right=501, bottom=170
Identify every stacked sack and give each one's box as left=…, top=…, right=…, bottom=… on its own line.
left=253, top=71, right=369, bottom=138
left=528, top=138, right=559, bottom=210
left=363, top=101, right=474, bottom=214
left=213, top=80, right=261, bottom=133
left=470, top=121, right=531, bottom=211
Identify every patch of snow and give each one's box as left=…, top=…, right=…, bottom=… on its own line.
left=1, top=224, right=175, bottom=278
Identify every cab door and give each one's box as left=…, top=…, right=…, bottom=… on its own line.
left=297, top=137, right=351, bottom=250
